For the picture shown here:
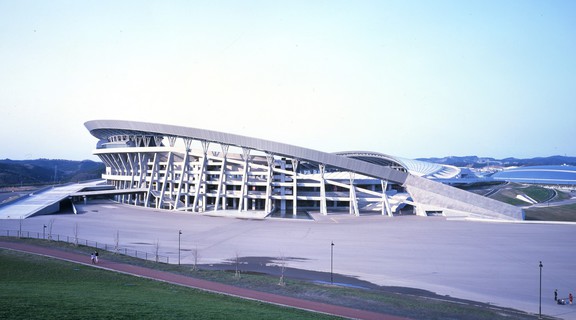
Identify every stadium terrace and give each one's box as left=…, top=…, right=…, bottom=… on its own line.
left=85, top=120, right=524, bottom=221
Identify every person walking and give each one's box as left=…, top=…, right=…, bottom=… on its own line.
left=90, top=252, right=95, bottom=264
left=570, top=293, right=573, bottom=305
left=94, top=251, right=99, bottom=264
left=555, top=289, right=558, bottom=302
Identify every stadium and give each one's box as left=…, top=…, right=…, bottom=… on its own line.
left=85, top=120, right=524, bottom=221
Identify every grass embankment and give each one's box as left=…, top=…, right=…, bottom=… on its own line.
left=0, top=249, right=339, bottom=320
left=0, top=238, right=547, bottom=320
left=487, top=184, right=576, bottom=221
left=489, top=185, right=555, bottom=206
left=525, top=203, right=576, bottom=221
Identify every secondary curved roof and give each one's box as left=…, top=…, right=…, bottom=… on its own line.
left=492, top=165, right=576, bottom=185
left=85, top=120, right=409, bottom=184
left=336, top=151, right=461, bottom=179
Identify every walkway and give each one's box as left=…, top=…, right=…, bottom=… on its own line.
left=0, top=241, right=407, bottom=320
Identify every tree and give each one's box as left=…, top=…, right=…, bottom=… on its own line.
left=47, top=218, right=55, bottom=240
left=191, top=245, right=200, bottom=271
left=278, top=254, right=287, bottom=286
left=155, top=239, right=160, bottom=263
left=114, top=230, right=120, bottom=254
left=18, top=217, right=23, bottom=238
left=234, top=251, right=241, bottom=279
left=73, top=223, right=79, bottom=246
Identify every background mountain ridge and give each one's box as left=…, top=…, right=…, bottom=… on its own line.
left=416, top=155, right=576, bottom=168
left=0, top=159, right=105, bottom=187
left=1, top=156, right=575, bottom=188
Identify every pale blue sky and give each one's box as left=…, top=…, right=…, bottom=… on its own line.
left=1, top=0, right=574, bottom=161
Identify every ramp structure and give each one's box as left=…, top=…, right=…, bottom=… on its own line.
left=0, top=181, right=106, bottom=219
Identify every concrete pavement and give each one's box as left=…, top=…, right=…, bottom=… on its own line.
left=1, top=200, right=575, bottom=319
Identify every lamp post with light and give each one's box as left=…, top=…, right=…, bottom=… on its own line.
left=330, top=242, right=334, bottom=284
left=178, top=230, right=182, bottom=266
left=539, top=261, right=543, bottom=319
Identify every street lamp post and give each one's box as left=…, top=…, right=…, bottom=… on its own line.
left=539, top=261, right=543, bottom=319
left=178, top=230, right=182, bottom=266
left=330, top=242, right=334, bottom=284
left=43, top=225, right=46, bottom=239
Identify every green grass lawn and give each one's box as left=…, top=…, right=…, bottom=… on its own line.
left=485, top=185, right=576, bottom=221
left=0, top=249, right=340, bottom=320
left=0, top=241, right=547, bottom=320
left=491, top=187, right=554, bottom=206
left=525, top=203, right=576, bottom=221
left=520, top=186, right=555, bottom=203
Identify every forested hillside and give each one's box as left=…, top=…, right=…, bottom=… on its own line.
left=0, top=159, right=105, bottom=187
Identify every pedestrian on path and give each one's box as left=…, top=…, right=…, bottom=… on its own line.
left=90, top=252, right=95, bottom=264
left=570, top=293, right=573, bottom=305
left=555, top=289, right=558, bottom=301
left=94, top=251, right=99, bottom=264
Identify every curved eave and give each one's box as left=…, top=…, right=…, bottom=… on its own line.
left=336, top=150, right=461, bottom=179
left=85, top=120, right=409, bottom=184
left=334, top=151, right=406, bottom=168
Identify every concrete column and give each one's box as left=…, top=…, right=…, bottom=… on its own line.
left=381, top=180, right=393, bottom=216
left=238, top=148, right=251, bottom=212
left=214, top=144, right=229, bottom=211
left=192, top=141, right=209, bottom=212
left=291, top=159, right=299, bottom=217
left=349, top=173, right=359, bottom=216
left=319, top=164, right=328, bottom=215
left=265, top=153, right=275, bottom=214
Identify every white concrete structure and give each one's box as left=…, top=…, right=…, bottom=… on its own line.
left=85, top=120, right=524, bottom=221
left=0, top=181, right=105, bottom=219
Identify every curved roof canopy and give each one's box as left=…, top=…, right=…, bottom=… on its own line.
left=336, top=151, right=461, bottom=179
left=492, top=165, right=576, bottom=185
left=85, top=120, right=409, bottom=184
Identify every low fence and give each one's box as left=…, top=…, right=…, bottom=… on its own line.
left=0, top=229, right=170, bottom=264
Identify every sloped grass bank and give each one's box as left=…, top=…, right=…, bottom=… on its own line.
left=0, top=238, right=547, bottom=320
left=525, top=203, right=576, bottom=221
left=0, top=249, right=340, bottom=320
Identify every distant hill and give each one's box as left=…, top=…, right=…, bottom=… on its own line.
left=416, top=155, right=576, bottom=168
left=0, top=159, right=105, bottom=187
left=2, top=155, right=574, bottom=188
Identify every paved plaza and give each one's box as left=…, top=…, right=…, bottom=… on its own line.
left=2, top=201, right=576, bottom=319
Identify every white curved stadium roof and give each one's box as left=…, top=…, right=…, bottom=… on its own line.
left=85, top=119, right=524, bottom=221
left=85, top=120, right=409, bottom=184
left=336, top=151, right=461, bottom=179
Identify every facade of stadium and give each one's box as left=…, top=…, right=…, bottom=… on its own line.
left=85, top=120, right=524, bottom=221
